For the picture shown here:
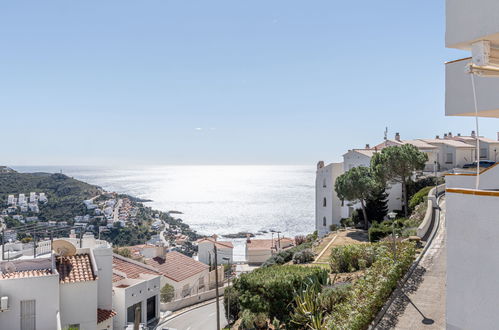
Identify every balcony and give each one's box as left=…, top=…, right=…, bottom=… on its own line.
left=446, top=0, right=499, bottom=50
left=446, top=57, right=499, bottom=117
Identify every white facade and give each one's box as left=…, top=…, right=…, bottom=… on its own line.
left=445, top=1, right=499, bottom=328
left=0, top=260, right=60, bottom=330
left=315, top=162, right=344, bottom=238
left=197, top=239, right=233, bottom=265
left=113, top=274, right=160, bottom=329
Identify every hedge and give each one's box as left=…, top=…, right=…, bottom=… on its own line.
left=326, top=242, right=416, bottom=329
left=261, top=242, right=313, bottom=267
left=408, top=186, right=433, bottom=211
left=227, top=265, right=329, bottom=324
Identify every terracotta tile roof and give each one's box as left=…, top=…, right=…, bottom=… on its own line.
left=420, top=139, right=475, bottom=148
left=97, top=309, right=117, bottom=324
left=197, top=238, right=234, bottom=249
left=112, top=255, right=161, bottom=280
left=246, top=238, right=295, bottom=250
left=56, top=254, right=96, bottom=284
left=0, top=269, right=52, bottom=279
left=402, top=140, right=438, bottom=149
left=145, top=251, right=208, bottom=282
left=112, top=273, right=125, bottom=282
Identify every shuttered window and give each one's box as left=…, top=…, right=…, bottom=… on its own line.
left=20, top=300, right=36, bottom=330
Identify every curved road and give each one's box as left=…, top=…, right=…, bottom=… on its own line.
left=157, top=300, right=227, bottom=330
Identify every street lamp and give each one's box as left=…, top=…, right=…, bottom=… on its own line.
left=388, top=211, right=397, bottom=261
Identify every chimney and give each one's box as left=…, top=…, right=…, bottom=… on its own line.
left=436, top=135, right=440, bottom=139
left=471, top=130, right=476, bottom=138
left=317, top=161, right=324, bottom=170
left=457, top=133, right=461, bottom=137
left=211, top=234, right=218, bottom=241
left=365, top=144, right=370, bottom=149
left=395, top=132, right=401, bottom=141
left=155, top=246, right=166, bottom=259
left=448, top=132, right=453, bottom=138
left=497, top=132, right=499, bottom=141
left=246, top=234, right=251, bottom=243
left=444, top=133, right=448, bottom=139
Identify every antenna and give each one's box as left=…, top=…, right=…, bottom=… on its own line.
left=52, top=240, right=76, bottom=257
left=2, top=262, right=17, bottom=273
left=384, top=127, right=388, bottom=141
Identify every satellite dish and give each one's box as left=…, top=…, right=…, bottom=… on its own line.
left=52, top=240, right=77, bottom=257
left=2, top=262, right=17, bottom=273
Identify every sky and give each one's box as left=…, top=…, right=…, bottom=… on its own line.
left=0, top=1, right=494, bottom=166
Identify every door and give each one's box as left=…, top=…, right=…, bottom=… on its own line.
left=147, top=296, right=156, bottom=321
left=127, top=302, right=141, bottom=325
left=20, top=300, right=36, bottom=330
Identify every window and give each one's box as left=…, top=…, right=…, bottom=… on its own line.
left=20, top=300, right=35, bottom=330
left=323, top=198, right=327, bottom=207
left=323, top=178, right=326, bottom=188
left=182, top=284, right=190, bottom=297
left=323, top=217, right=326, bottom=226
left=146, top=296, right=156, bottom=321
left=480, top=148, right=488, bottom=159
left=445, top=153, right=453, bottom=164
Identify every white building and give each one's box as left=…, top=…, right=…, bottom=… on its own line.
left=445, top=1, right=499, bottom=329
left=197, top=236, right=234, bottom=265
left=144, top=251, right=211, bottom=300
left=419, top=137, right=475, bottom=170
left=111, top=255, right=161, bottom=329
left=315, top=161, right=344, bottom=238
left=38, top=193, right=47, bottom=203
left=7, top=195, right=15, bottom=206
left=0, top=236, right=116, bottom=330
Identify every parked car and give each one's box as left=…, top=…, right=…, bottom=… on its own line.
left=462, top=160, right=496, bottom=169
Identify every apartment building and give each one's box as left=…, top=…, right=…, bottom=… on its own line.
left=445, top=1, right=499, bottom=329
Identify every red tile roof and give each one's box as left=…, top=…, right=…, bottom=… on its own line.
left=145, top=251, right=208, bottom=282
left=97, top=309, right=117, bottom=324
left=56, top=254, right=96, bottom=284
left=0, top=269, right=52, bottom=279
left=112, top=273, right=125, bottom=283
left=112, top=255, right=161, bottom=281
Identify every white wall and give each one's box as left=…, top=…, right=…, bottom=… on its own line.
left=446, top=0, right=499, bottom=49
left=446, top=190, right=499, bottom=329
left=113, top=275, right=160, bottom=329
left=0, top=274, right=60, bottom=330
left=162, top=269, right=210, bottom=300
left=315, top=162, right=344, bottom=238
left=60, top=280, right=98, bottom=330
left=197, top=242, right=233, bottom=265
left=446, top=58, right=499, bottom=118
left=446, top=163, right=499, bottom=189
left=93, top=246, right=113, bottom=310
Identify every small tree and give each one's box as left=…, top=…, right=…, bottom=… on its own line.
left=365, top=186, right=389, bottom=222
left=371, top=144, right=428, bottom=217
left=113, top=247, right=132, bottom=258
left=335, top=166, right=378, bottom=229
left=160, top=283, right=175, bottom=303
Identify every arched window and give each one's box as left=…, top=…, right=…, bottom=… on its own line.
left=323, top=197, right=327, bottom=207
left=323, top=217, right=327, bottom=226
left=323, top=178, right=327, bottom=188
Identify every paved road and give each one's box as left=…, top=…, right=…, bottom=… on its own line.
left=159, top=300, right=228, bottom=330
left=378, top=198, right=447, bottom=329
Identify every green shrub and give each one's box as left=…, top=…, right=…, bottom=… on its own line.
left=292, top=249, right=314, bottom=264
left=368, top=221, right=393, bottom=242
left=223, top=286, right=240, bottom=322
left=160, top=283, right=175, bottom=303
left=326, top=242, right=416, bottom=330
left=330, top=224, right=339, bottom=232
left=262, top=242, right=313, bottom=267
left=232, top=265, right=329, bottom=323
left=340, top=218, right=354, bottom=227
left=319, top=284, right=351, bottom=312
left=329, top=244, right=381, bottom=273
left=408, top=186, right=433, bottom=211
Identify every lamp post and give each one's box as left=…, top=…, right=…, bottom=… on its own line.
left=388, top=211, right=397, bottom=262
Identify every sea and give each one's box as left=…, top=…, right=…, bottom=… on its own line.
left=13, top=165, right=316, bottom=260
